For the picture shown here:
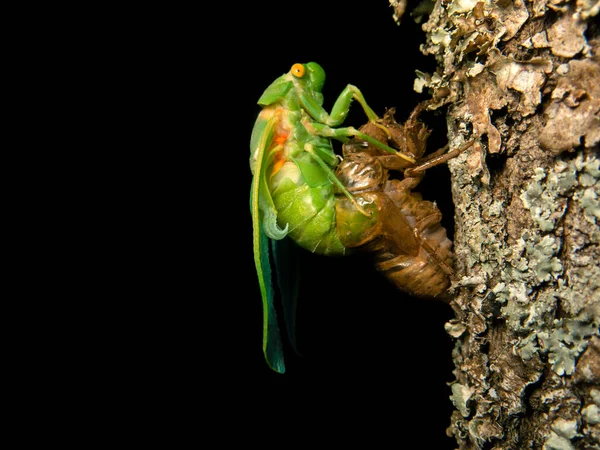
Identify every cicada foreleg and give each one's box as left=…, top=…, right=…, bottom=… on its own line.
left=301, top=84, right=415, bottom=163
left=328, top=84, right=379, bottom=124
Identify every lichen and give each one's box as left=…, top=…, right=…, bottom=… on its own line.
left=592, top=389, right=600, bottom=406
left=582, top=404, right=599, bottom=425
left=544, top=418, right=580, bottom=450
left=414, top=0, right=600, bottom=446
left=446, top=148, right=599, bottom=442
left=416, top=0, right=598, bottom=159
left=578, top=186, right=600, bottom=224
left=496, top=155, right=600, bottom=375
left=450, top=382, right=474, bottom=417
left=445, top=319, right=467, bottom=338
left=544, top=433, right=576, bottom=450
left=540, top=318, right=599, bottom=375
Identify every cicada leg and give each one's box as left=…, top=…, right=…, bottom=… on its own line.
left=303, top=143, right=371, bottom=216
left=328, top=84, right=379, bottom=123
left=304, top=85, right=416, bottom=163
left=310, top=122, right=417, bottom=164
left=404, top=140, right=475, bottom=178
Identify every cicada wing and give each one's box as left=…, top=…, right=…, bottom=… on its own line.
left=253, top=221, right=286, bottom=374
left=251, top=113, right=286, bottom=374
left=271, top=237, right=301, bottom=356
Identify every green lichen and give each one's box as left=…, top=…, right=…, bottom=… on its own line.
left=582, top=158, right=600, bottom=179
left=527, top=234, right=563, bottom=282
left=579, top=187, right=599, bottom=224
left=575, top=157, right=600, bottom=225
left=519, top=162, right=579, bottom=232
left=540, top=317, right=599, bottom=376
left=507, top=292, right=598, bottom=375
left=515, top=332, right=539, bottom=360
left=497, top=154, right=600, bottom=376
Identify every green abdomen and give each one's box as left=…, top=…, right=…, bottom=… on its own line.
left=272, top=178, right=346, bottom=256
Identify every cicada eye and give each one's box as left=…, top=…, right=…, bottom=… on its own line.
left=291, top=63, right=305, bottom=78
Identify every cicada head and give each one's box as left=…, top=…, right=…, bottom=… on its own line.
left=289, top=62, right=325, bottom=106
left=305, top=62, right=325, bottom=93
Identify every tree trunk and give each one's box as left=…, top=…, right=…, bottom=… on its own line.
left=407, top=0, right=600, bottom=448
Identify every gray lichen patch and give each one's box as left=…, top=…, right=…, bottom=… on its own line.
left=575, top=157, right=600, bottom=224
left=541, top=317, right=599, bottom=375
left=519, top=161, right=577, bottom=232
left=499, top=155, right=600, bottom=376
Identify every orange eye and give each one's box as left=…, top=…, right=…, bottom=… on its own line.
left=291, top=63, right=305, bottom=78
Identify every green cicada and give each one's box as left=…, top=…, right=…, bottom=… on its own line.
left=250, top=62, right=415, bottom=373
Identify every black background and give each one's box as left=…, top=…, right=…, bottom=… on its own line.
left=116, top=1, right=458, bottom=446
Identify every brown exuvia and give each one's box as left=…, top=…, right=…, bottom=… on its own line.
left=334, top=103, right=473, bottom=300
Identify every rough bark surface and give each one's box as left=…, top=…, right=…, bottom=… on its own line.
left=405, top=0, right=600, bottom=448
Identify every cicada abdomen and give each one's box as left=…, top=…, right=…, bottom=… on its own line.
left=252, top=106, right=347, bottom=256
left=334, top=106, right=455, bottom=299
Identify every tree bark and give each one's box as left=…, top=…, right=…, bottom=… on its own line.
left=406, top=0, right=600, bottom=448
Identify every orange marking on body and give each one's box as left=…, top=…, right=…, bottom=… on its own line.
left=272, top=151, right=286, bottom=175
left=274, top=131, right=289, bottom=146
left=270, top=109, right=289, bottom=175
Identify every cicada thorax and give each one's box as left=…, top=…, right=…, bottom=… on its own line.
left=266, top=108, right=347, bottom=256
left=334, top=108, right=454, bottom=299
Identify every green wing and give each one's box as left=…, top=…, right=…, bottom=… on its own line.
left=271, top=237, right=301, bottom=356
left=250, top=115, right=286, bottom=374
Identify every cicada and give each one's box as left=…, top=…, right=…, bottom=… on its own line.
left=250, top=63, right=470, bottom=373
left=250, top=62, right=414, bottom=373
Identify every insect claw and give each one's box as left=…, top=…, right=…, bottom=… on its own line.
left=395, top=150, right=417, bottom=164
left=352, top=197, right=373, bottom=217
left=355, top=203, right=370, bottom=217
left=372, top=121, right=392, bottom=139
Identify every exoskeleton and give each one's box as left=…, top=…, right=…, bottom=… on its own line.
left=335, top=104, right=472, bottom=299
